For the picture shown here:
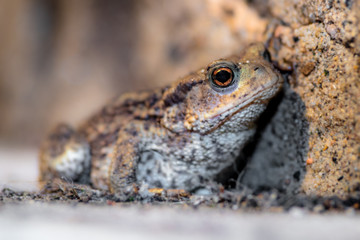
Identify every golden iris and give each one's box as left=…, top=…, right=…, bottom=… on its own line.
left=211, top=67, right=233, bottom=87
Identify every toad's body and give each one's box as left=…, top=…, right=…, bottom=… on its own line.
left=39, top=43, right=283, bottom=197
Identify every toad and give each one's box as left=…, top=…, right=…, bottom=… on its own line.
left=39, top=43, right=283, bottom=198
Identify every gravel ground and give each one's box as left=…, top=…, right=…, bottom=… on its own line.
left=1, top=147, right=360, bottom=240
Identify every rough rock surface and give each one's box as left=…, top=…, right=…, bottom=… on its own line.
left=265, top=0, right=360, bottom=197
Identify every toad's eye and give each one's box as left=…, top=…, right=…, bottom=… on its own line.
left=211, top=67, right=234, bottom=87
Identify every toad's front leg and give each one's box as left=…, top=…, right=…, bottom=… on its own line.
left=108, top=127, right=142, bottom=199
left=108, top=120, right=160, bottom=198
left=108, top=123, right=190, bottom=199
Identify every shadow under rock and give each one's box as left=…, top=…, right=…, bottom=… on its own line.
left=217, top=79, right=309, bottom=195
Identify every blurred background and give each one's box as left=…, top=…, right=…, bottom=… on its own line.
left=0, top=0, right=266, bottom=189
left=0, top=0, right=266, bottom=146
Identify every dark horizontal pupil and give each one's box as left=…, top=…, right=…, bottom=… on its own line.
left=215, top=70, right=231, bottom=83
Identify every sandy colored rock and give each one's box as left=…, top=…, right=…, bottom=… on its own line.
left=299, top=62, right=316, bottom=76
left=267, top=0, right=360, bottom=198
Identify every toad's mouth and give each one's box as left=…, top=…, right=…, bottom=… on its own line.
left=208, top=85, right=269, bottom=119
left=202, top=85, right=275, bottom=135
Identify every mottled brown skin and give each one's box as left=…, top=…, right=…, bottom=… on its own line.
left=39, top=43, right=283, bottom=198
